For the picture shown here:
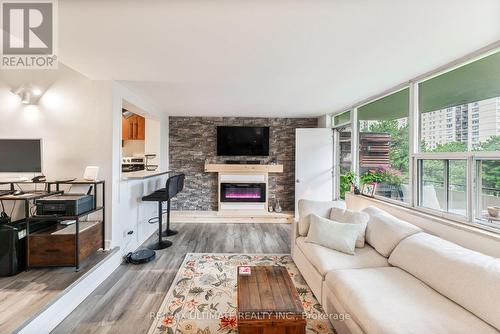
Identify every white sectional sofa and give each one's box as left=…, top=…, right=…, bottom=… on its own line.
left=292, top=199, right=500, bottom=334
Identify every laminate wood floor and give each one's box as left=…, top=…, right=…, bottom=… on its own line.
left=52, top=223, right=291, bottom=334
left=0, top=251, right=109, bottom=334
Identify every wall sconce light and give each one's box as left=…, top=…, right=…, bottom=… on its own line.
left=21, top=91, right=32, bottom=104
left=12, top=85, right=43, bottom=105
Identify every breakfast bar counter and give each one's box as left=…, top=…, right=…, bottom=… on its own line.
left=117, top=170, right=171, bottom=253
left=121, top=170, right=170, bottom=180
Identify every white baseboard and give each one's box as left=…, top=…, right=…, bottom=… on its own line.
left=170, top=210, right=293, bottom=224
left=14, top=247, right=122, bottom=334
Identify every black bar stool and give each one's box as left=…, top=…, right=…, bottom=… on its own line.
left=161, top=173, right=184, bottom=237
left=142, top=173, right=185, bottom=250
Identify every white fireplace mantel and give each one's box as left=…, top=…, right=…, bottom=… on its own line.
left=204, top=163, right=284, bottom=212
left=204, top=163, right=283, bottom=173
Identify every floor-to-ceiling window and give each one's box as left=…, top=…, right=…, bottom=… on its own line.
left=330, top=46, right=500, bottom=233
left=416, top=50, right=500, bottom=226
left=358, top=88, right=410, bottom=203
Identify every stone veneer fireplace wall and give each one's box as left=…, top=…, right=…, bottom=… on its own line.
left=169, top=117, right=318, bottom=211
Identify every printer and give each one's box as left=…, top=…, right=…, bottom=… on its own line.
left=36, top=194, right=94, bottom=216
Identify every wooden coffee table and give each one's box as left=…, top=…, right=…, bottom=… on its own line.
left=237, top=266, right=306, bottom=334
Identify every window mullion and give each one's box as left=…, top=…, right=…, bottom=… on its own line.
left=332, top=129, right=340, bottom=200
left=444, top=160, right=449, bottom=212
left=409, top=82, right=419, bottom=208
left=416, top=158, right=423, bottom=206
left=467, top=156, right=474, bottom=222
left=351, top=107, right=359, bottom=180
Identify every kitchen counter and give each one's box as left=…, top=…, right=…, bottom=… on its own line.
left=121, top=170, right=171, bottom=180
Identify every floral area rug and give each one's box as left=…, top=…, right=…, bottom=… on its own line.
left=148, top=253, right=336, bottom=334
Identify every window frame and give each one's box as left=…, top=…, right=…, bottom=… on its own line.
left=413, top=154, right=470, bottom=223
left=473, top=155, right=500, bottom=230
left=331, top=109, right=352, bottom=200
left=328, top=43, right=500, bottom=234
left=332, top=110, right=352, bottom=128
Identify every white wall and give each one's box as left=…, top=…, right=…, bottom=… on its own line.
left=317, top=115, right=332, bottom=128
left=0, top=65, right=170, bottom=253
left=346, top=193, right=500, bottom=258
left=0, top=66, right=114, bottom=242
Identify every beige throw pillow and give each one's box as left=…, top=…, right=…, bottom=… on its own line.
left=305, top=214, right=362, bottom=255
left=330, top=207, right=369, bottom=248
left=362, top=206, right=422, bottom=257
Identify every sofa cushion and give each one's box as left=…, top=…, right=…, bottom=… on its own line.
left=325, top=267, right=499, bottom=334
left=362, top=206, right=421, bottom=257
left=330, top=207, right=369, bottom=247
left=297, top=199, right=346, bottom=236
left=389, top=233, right=500, bottom=331
left=296, top=236, right=388, bottom=276
left=305, top=214, right=361, bottom=255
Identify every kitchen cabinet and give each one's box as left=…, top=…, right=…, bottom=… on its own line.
left=136, top=115, right=145, bottom=140
left=122, top=116, right=130, bottom=140
left=122, top=114, right=145, bottom=140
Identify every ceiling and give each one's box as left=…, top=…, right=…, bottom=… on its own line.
left=58, top=0, right=500, bottom=118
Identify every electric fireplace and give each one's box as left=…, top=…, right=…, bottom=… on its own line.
left=220, top=183, right=266, bottom=202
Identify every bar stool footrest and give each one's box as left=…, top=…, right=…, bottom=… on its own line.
left=148, top=240, right=172, bottom=250
left=162, top=229, right=178, bottom=237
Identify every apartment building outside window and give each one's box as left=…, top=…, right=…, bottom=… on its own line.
left=417, top=49, right=500, bottom=227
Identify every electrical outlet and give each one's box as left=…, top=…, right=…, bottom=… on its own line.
left=123, top=229, right=134, bottom=238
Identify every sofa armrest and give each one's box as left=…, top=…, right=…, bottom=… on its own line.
left=291, top=218, right=300, bottom=257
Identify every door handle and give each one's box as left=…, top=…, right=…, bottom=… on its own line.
left=296, top=179, right=300, bottom=183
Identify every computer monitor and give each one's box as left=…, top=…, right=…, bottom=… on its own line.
left=0, top=139, right=42, bottom=173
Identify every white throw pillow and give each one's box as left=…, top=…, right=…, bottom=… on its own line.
left=330, top=207, right=369, bottom=248
left=305, top=214, right=361, bottom=255
left=297, top=199, right=347, bottom=236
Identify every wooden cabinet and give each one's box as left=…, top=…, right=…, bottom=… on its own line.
left=122, top=116, right=130, bottom=140
left=136, top=115, right=145, bottom=140
left=28, top=221, right=103, bottom=267
left=122, top=114, right=145, bottom=140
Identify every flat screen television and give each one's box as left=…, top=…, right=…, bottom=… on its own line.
left=217, top=126, right=270, bottom=156
left=0, top=139, right=42, bottom=173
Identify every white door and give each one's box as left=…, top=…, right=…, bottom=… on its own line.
left=295, top=128, right=333, bottom=217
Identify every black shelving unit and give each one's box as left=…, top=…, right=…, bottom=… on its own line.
left=26, top=180, right=105, bottom=271
left=0, top=181, right=64, bottom=275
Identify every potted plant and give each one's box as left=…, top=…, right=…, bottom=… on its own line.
left=360, top=168, right=404, bottom=199
left=360, top=170, right=384, bottom=185
left=340, top=171, right=357, bottom=199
